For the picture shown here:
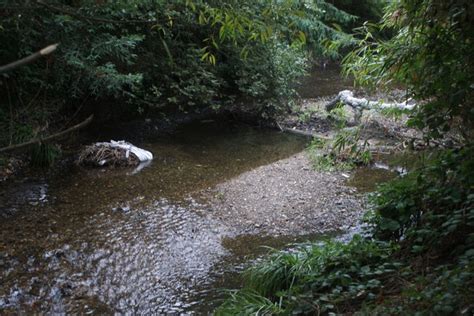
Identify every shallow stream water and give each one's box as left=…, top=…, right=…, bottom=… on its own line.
left=0, top=66, right=398, bottom=314
left=0, top=121, right=314, bottom=314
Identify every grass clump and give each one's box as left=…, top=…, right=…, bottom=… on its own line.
left=30, top=143, right=61, bottom=168
left=308, top=129, right=372, bottom=172
left=306, top=102, right=373, bottom=172
left=216, top=236, right=399, bottom=315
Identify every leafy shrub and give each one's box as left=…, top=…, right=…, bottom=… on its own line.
left=232, top=40, right=309, bottom=117
left=370, top=146, right=474, bottom=253
left=0, top=0, right=355, bottom=150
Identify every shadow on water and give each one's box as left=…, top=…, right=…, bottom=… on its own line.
left=0, top=120, right=314, bottom=314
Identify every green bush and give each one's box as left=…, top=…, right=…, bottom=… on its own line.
left=216, top=236, right=399, bottom=315
left=370, top=146, right=474, bottom=252
left=232, top=40, right=309, bottom=117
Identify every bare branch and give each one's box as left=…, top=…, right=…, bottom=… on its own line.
left=0, top=43, right=58, bottom=74
left=0, top=115, right=94, bottom=154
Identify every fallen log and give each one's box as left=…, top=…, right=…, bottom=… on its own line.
left=279, top=126, right=332, bottom=140
left=0, top=115, right=93, bottom=154
left=325, top=90, right=415, bottom=112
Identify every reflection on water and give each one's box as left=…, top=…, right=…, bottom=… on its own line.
left=297, top=64, right=353, bottom=98
left=0, top=121, right=309, bottom=314
left=346, top=152, right=418, bottom=193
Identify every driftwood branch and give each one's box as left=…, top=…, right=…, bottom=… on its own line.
left=325, top=90, right=415, bottom=112
left=0, top=115, right=94, bottom=154
left=280, top=126, right=332, bottom=140
left=0, top=44, right=58, bottom=74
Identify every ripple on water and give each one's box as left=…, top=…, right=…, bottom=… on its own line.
left=1, top=198, right=235, bottom=314
left=0, top=122, right=311, bottom=314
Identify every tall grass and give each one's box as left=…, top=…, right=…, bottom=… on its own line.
left=30, top=143, right=61, bottom=168
left=216, top=237, right=398, bottom=315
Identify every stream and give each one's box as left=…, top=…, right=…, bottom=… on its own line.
left=0, top=66, right=398, bottom=314
left=0, top=122, right=311, bottom=314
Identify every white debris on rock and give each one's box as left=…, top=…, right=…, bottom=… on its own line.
left=95, top=140, right=153, bottom=162
left=326, top=90, right=416, bottom=112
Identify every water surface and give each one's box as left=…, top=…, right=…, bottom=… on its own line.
left=0, top=121, right=309, bottom=314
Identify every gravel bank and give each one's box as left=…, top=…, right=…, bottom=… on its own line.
left=203, top=151, right=365, bottom=236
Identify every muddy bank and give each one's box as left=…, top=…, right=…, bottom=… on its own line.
left=204, top=152, right=365, bottom=236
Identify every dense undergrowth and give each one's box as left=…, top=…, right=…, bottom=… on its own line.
left=0, top=0, right=362, bottom=167
left=217, top=146, right=474, bottom=315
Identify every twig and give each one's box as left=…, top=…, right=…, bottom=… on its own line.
left=0, top=115, right=94, bottom=154
left=275, top=121, right=284, bottom=132
left=0, top=44, right=58, bottom=74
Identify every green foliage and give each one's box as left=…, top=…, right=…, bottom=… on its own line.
left=369, top=146, right=474, bottom=251
left=232, top=40, right=309, bottom=117
left=0, top=0, right=355, bottom=150
left=216, top=236, right=399, bottom=315
left=330, top=0, right=387, bottom=28
left=218, top=1, right=474, bottom=314
left=308, top=106, right=372, bottom=171
left=216, top=290, right=284, bottom=316
left=379, top=106, right=409, bottom=121
left=356, top=260, right=474, bottom=315
left=343, top=0, right=474, bottom=139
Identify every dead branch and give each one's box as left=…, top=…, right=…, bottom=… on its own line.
left=0, top=44, right=58, bottom=74
left=77, top=145, right=139, bottom=167
left=280, top=126, right=332, bottom=140
left=0, top=115, right=94, bottom=154
left=325, top=90, right=415, bottom=112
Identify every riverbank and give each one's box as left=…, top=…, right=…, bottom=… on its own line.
left=0, top=65, right=412, bottom=313
left=280, top=90, right=422, bottom=151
